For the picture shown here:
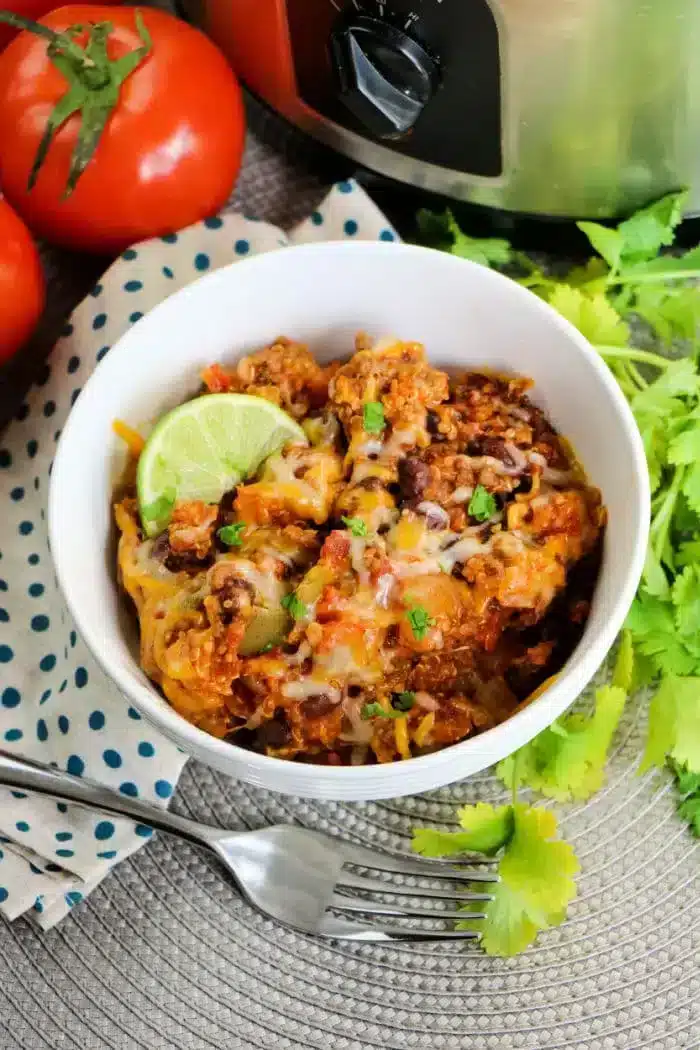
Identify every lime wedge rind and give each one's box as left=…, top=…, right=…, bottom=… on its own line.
left=137, top=393, right=306, bottom=537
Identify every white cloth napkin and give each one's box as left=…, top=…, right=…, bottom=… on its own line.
left=0, top=180, right=397, bottom=928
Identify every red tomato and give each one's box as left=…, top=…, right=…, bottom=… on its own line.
left=0, top=196, right=44, bottom=363
left=0, top=0, right=124, bottom=52
left=0, top=6, right=245, bottom=253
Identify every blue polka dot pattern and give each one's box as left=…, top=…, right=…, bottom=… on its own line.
left=16, top=821, right=29, bottom=833
left=0, top=889, right=8, bottom=904
left=66, top=755, right=84, bottom=777
left=19, top=521, right=34, bottom=535
left=27, top=553, right=39, bottom=565
left=58, top=715, right=70, bottom=734
left=134, top=825, right=153, bottom=838
left=0, top=646, right=14, bottom=663
left=97, top=850, right=117, bottom=860
left=55, top=831, right=72, bottom=842
left=74, top=666, right=88, bottom=688
left=89, top=710, right=105, bottom=730
left=5, top=729, right=22, bottom=742
left=95, top=821, right=115, bottom=841
left=91, top=283, right=103, bottom=297
left=39, top=654, right=56, bottom=672
left=234, top=239, right=250, bottom=255
left=92, top=313, right=107, bottom=331
left=129, top=311, right=143, bottom=324
left=138, top=741, right=155, bottom=758
left=39, top=689, right=51, bottom=705
left=28, top=582, right=44, bottom=597
left=1, top=688, right=20, bottom=708
left=0, top=609, right=8, bottom=622
left=124, top=280, right=143, bottom=292
left=65, top=891, right=83, bottom=906
left=0, top=449, right=11, bottom=467
left=379, top=229, right=396, bottom=241
left=311, top=211, right=323, bottom=226
left=31, top=614, right=50, bottom=632
left=344, top=219, right=358, bottom=236
left=67, top=356, right=80, bottom=374
left=119, top=781, right=138, bottom=797
left=127, top=707, right=141, bottom=721
left=162, top=266, right=174, bottom=279
left=337, top=180, right=353, bottom=193
left=96, top=346, right=109, bottom=362
left=103, top=749, right=122, bottom=769
left=56, top=848, right=74, bottom=858
left=69, top=630, right=77, bottom=648
left=10, top=486, right=24, bottom=501
left=204, top=216, right=223, bottom=229
left=194, top=253, right=210, bottom=271
left=36, top=719, right=48, bottom=742
left=122, top=247, right=138, bottom=260
left=161, top=232, right=177, bottom=244
left=155, top=779, right=173, bottom=799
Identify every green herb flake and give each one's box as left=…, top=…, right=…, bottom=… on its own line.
left=392, top=691, right=416, bottom=711
left=217, top=522, right=246, bottom=547
left=363, top=401, right=385, bottom=435
left=406, top=605, right=436, bottom=641
left=342, top=516, right=368, bottom=537
left=280, top=592, right=308, bottom=621
left=361, top=701, right=407, bottom=720
left=468, top=484, right=497, bottom=522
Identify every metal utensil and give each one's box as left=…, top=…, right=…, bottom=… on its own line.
left=0, top=748, right=497, bottom=941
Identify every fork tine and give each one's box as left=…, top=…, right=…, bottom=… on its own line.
left=335, top=839, right=497, bottom=881
left=316, top=913, right=482, bottom=941
left=329, top=892, right=486, bottom=922
left=336, top=870, right=494, bottom=901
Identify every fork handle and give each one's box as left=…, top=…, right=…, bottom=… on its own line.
left=0, top=748, right=218, bottom=847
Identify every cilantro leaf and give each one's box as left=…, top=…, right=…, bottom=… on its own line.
left=626, top=593, right=700, bottom=677
left=457, top=804, right=579, bottom=957
left=392, top=691, right=416, bottom=711
left=615, top=190, right=687, bottom=267
left=672, top=565, right=700, bottom=637
left=217, top=522, right=246, bottom=547
left=670, top=760, right=700, bottom=836
left=467, top=484, right=497, bottom=522
left=361, top=701, right=406, bottom=720
left=640, top=676, right=700, bottom=774
left=545, top=285, right=629, bottom=347
left=576, top=222, right=623, bottom=271
left=406, top=605, right=435, bottom=640
left=363, top=401, right=385, bottom=435
left=497, top=685, right=626, bottom=801
left=280, top=592, right=308, bottom=621
left=341, top=516, right=368, bottom=537
left=416, top=209, right=513, bottom=267
left=612, top=631, right=635, bottom=693
left=413, top=802, right=514, bottom=858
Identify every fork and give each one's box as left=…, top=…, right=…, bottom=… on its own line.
left=0, top=748, right=497, bottom=941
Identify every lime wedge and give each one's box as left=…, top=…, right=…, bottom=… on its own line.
left=137, top=393, right=306, bottom=537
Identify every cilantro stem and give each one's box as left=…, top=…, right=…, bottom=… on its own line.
left=613, top=269, right=700, bottom=286
left=651, top=465, right=685, bottom=562
left=596, top=345, right=670, bottom=370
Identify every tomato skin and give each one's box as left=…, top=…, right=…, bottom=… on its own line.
left=0, top=6, right=245, bottom=253
left=0, top=0, right=124, bottom=52
left=0, top=197, right=45, bottom=363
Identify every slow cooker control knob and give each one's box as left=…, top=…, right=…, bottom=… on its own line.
left=330, top=15, right=439, bottom=139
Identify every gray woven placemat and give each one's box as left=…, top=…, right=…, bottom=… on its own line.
left=1, top=105, right=698, bottom=1050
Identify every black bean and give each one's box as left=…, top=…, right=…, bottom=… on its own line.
left=398, top=456, right=429, bottom=502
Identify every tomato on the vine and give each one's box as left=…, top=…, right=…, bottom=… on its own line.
left=0, top=196, right=44, bottom=363
left=0, top=6, right=245, bottom=253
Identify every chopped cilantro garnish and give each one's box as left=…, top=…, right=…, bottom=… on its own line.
left=392, top=691, right=416, bottom=711
left=363, top=401, right=385, bottom=434
left=281, top=592, right=308, bottom=621
left=361, top=701, right=408, bottom=720
left=342, top=516, right=368, bottom=537
left=259, top=641, right=275, bottom=654
left=468, top=484, right=497, bottom=522
left=217, top=522, right=246, bottom=547
left=406, top=605, right=435, bottom=641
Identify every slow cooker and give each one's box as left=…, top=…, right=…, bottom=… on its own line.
left=180, top=0, right=700, bottom=220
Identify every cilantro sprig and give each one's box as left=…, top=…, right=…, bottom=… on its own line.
left=468, top=484, right=497, bottom=522
left=419, top=190, right=700, bottom=837
left=342, top=516, right=368, bottom=537
left=363, top=401, right=385, bottom=434
left=405, top=604, right=435, bottom=640
left=217, top=522, right=246, bottom=547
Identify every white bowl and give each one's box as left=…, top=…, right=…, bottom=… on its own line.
left=49, top=241, right=649, bottom=800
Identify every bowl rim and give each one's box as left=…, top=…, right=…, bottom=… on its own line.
left=48, top=240, right=650, bottom=791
